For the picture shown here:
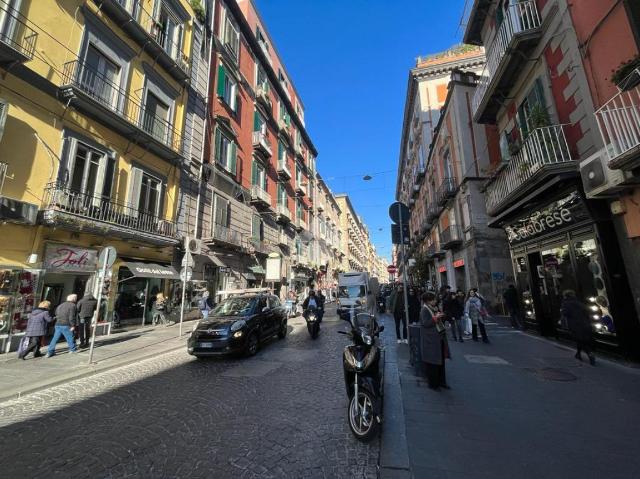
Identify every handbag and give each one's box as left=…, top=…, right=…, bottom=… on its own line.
left=17, top=336, right=29, bottom=357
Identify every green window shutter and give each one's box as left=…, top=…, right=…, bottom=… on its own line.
left=229, top=142, right=237, bottom=175
left=285, top=112, right=291, bottom=127
left=278, top=141, right=284, bottom=162
left=251, top=161, right=258, bottom=185
left=253, top=111, right=260, bottom=132
left=214, top=128, right=222, bottom=163
left=217, top=64, right=226, bottom=97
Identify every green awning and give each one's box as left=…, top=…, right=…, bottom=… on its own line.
left=249, top=265, right=266, bottom=275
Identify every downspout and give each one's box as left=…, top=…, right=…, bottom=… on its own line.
left=465, top=91, right=480, bottom=177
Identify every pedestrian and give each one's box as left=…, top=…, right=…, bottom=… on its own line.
left=438, top=285, right=451, bottom=308
left=47, top=294, right=79, bottom=357
left=503, top=285, right=522, bottom=329
left=76, top=292, right=98, bottom=348
left=316, top=289, right=326, bottom=322
left=561, top=290, right=596, bottom=365
left=465, top=289, right=490, bottom=343
left=19, top=300, right=54, bottom=359
left=152, top=293, right=168, bottom=326
left=198, top=291, right=214, bottom=319
left=443, top=290, right=464, bottom=342
left=407, top=287, right=421, bottom=324
left=420, top=291, right=450, bottom=390
left=390, top=284, right=408, bottom=344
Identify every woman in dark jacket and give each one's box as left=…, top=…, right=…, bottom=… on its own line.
left=561, top=290, right=596, bottom=365
left=407, top=287, right=421, bottom=325
left=420, top=291, right=450, bottom=390
left=20, top=300, right=54, bottom=359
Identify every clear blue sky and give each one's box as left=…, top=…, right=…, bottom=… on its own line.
left=254, top=0, right=467, bottom=262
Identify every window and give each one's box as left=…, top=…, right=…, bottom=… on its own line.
left=214, top=128, right=237, bottom=175
left=213, top=193, right=230, bottom=227
left=155, top=2, right=184, bottom=60
left=143, top=91, right=170, bottom=142
left=253, top=110, right=266, bottom=134
left=278, top=69, right=288, bottom=90
left=295, top=164, right=303, bottom=187
left=252, top=214, right=263, bottom=240
left=223, top=14, right=240, bottom=59
left=295, top=238, right=302, bottom=255
left=278, top=140, right=287, bottom=166
left=256, top=64, right=268, bottom=90
left=217, top=64, right=238, bottom=111
left=65, top=138, right=115, bottom=203
left=296, top=199, right=303, bottom=220
left=83, top=45, right=120, bottom=108
left=279, top=102, right=290, bottom=126
left=256, top=26, right=269, bottom=51
left=251, top=160, right=267, bottom=190
left=277, top=183, right=287, bottom=206
left=128, top=167, right=163, bottom=218
left=517, top=78, right=547, bottom=138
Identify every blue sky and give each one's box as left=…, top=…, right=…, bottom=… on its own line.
left=255, top=0, right=468, bottom=261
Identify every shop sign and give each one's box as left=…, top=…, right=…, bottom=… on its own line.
left=44, top=245, right=98, bottom=272
left=503, top=192, right=590, bottom=246
left=453, top=259, right=465, bottom=268
left=438, top=265, right=447, bottom=273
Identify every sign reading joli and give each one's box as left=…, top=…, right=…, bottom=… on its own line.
left=44, top=244, right=98, bottom=272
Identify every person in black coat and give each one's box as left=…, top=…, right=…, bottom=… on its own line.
left=443, top=291, right=464, bottom=342
left=76, top=293, right=98, bottom=348
left=407, top=287, right=421, bottom=325
left=20, top=301, right=54, bottom=359
left=503, top=285, right=522, bottom=329
left=420, top=291, right=450, bottom=390
left=561, top=290, right=596, bottom=365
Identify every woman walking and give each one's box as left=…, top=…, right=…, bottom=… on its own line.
left=20, top=301, right=54, bottom=359
left=465, top=289, right=489, bottom=343
left=561, top=290, right=596, bottom=365
left=152, top=293, right=168, bottom=326
left=420, top=292, right=450, bottom=391
left=407, top=287, right=421, bottom=325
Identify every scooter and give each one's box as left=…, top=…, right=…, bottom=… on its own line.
left=339, top=302, right=385, bottom=442
left=377, top=295, right=386, bottom=314
left=304, top=306, right=320, bottom=339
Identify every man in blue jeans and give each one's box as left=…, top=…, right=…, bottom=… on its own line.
left=47, top=293, right=79, bottom=357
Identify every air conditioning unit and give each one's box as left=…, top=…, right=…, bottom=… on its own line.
left=580, top=149, right=638, bottom=198
left=185, top=237, right=202, bottom=255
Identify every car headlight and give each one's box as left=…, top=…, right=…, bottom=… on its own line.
left=233, top=330, right=243, bottom=338
left=362, top=334, right=372, bottom=346
left=230, top=320, right=246, bottom=332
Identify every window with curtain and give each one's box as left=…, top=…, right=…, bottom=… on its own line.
left=217, top=64, right=238, bottom=111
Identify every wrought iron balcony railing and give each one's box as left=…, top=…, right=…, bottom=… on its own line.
left=436, top=177, right=457, bottom=205
left=0, top=3, right=37, bottom=63
left=41, top=183, right=177, bottom=242
left=485, top=124, right=574, bottom=215
left=440, top=225, right=463, bottom=250
left=60, top=60, right=182, bottom=158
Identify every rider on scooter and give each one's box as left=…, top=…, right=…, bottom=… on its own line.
left=302, top=289, right=325, bottom=322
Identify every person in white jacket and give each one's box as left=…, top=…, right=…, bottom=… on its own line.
left=464, top=289, right=490, bottom=343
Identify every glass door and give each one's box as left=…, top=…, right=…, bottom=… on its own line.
left=144, top=92, right=170, bottom=142
left=539, top=244, right=577, bottom=334
left=83, top=45, right=120, bottom=110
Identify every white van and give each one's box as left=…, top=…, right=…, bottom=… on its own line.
left=337, top=272, right=379, bottom=319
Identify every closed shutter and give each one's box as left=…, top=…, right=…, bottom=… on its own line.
left=91, top=152, right=108, bottom=207
left=127, top=167, right=143, bottom=215
left=63, top=137, right=79, bottom=186
left=0, top=100, right=8, bottom=145
left=214, top=128, right=222, bottom=163
left=217, top=64, right=226, bottom=97
left=278, top=141, right=283, bottom=163
left=253, top=111, right=260, bottom=132
left=251, top=160, right=258, bottom=185
left=229, top=142, right=237, bottom=175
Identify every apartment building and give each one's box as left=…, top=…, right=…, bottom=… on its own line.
left=464, top=0, right=638, bottom=356
left=313, top=175, right=343, bottom=293
left=0, top=0, right=198, bottom=347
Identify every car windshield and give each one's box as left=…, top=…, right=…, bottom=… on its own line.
left=338, top=285, right=366, bottom=299
left=210, top=297, right=257, bottom=317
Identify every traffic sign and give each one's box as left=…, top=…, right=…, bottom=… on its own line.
left=391, top=223, right=410, bottom=245
left=387, top=265, right=397, bottom=274
left=98, top=246, right=117, bottom=269
left=388, top=202, right=410, bottom=225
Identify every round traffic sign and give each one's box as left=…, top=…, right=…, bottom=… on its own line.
left=388, top=202, right=410, bottom=224
left=98, top=246, right=117, bottom=269
left=387, top=265, right=397, bottom=274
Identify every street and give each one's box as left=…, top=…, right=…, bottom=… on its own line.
left=0, top=306, right=379, bottom=478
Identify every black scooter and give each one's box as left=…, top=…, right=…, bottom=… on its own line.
left=304, top=307, right=320, bottom=339
left=339, top=302, right=385, bottom=442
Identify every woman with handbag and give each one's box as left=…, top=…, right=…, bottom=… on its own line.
left=420, top=291, right=451, bottom=391
left=19, top=300, right=54, bottom=359
left=465, top=289, right=490, bottom=343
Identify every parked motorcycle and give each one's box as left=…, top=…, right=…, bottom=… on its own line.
left=339, top=302, right=385, bottom=442
left=304, top=307, right=320, bottom=339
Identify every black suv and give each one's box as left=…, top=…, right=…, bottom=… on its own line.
left=187, top=294, right=287, bottom=358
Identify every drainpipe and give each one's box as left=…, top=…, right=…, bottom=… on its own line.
left=465, top=91, right=480, bottom=177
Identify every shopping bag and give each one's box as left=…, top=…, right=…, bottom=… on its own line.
left=16, top=336, right=29, bottom=357
left=464, top=314, right=472, bottom=334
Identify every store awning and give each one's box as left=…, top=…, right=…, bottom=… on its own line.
left=249, top=265, right=266, bottom=275
left=124, top=262, right=180, bottom=280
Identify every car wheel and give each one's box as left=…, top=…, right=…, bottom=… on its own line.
left=277, top=320, right=287, bottom=339
left=245, top=332, right=259, bottom=357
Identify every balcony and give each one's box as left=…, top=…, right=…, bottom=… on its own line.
left=294, top=144, right=305, bottom=160
left=258, top=39, right=272, bottom=65
left=426, top=202, right=441, bottom=222
left=208, top=223, right=244, bottom=249
left=436, top=177, right=457, bottom=206
left=40, top=183, right=178, bottom=246
left=278, top=229, right=290, bottom=247
left=426, top=244, right=445, bottom=260
left=472, top=0, right=542, bottom=123
left=416, top=164, right=426, bottom=180
left=485, top=124, right=575, bottom=216
left=250, top=185, right=272, bottom=208
left=595, top=70, right=640, bottom=170
left=276, top=204, right=291, bottom=223
left=278, top=119, right=291, bottom=140
left=316, top=202, right=324, bottom=213
left=277, top=161, right=292, bottom=180
left=411, top=183, right=420, bottom=198
left=0, top=3, right=37, bottom=64
left=252, top=131, right=272, bottom=157
left=295, top=183, right=306, bottom=197
left=256, top=84, right=271, bottom=109
left=249, top=238, right=272, bottom=256
left=60, top=60, right=182, bottom=161
left=93, top=0, right=190, bottom=82
left=440, top=225, right=463, bottom=250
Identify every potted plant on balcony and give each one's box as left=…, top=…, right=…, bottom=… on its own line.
left=190, top=0, right=206, bottom=23
left=611, top=55, right=640, bottom=91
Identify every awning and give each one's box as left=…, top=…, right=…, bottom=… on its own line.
left=124, top=262, right=180, bottom=280
left=249, top=265, right=266, bottom=275
left=245, top=272, right=256, bottom=280
left=195, top=253, right=225, bottom=267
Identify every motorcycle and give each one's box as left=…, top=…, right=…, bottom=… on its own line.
left=339, top=302, right=385, bottom=442
left=304, top=306, right=320, bottom=339
left=377, top=295, right=386, bottom=314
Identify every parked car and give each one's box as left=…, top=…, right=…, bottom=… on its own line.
left=187, top=293, right=287, bottom=358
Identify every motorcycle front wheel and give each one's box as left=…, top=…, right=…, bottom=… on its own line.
left=348, top=389, right=379, bottom=442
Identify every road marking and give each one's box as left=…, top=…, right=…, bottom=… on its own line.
left=464, top=355, right=511, bottom=365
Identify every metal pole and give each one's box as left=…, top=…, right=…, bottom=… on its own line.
left=88, top=249, right=109, bottom=365
left=398, top=204, right=410, bottom=327
left=179, top=254, right=189, bottom=337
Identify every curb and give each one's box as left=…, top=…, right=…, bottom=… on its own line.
left=0, top=337, right=188, bottom=404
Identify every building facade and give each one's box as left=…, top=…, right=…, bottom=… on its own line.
left=313, top=176, right=343, bottom=294
left=465, top=0, right=639, bottom=356
left=0, top=0, right=198, bottom=349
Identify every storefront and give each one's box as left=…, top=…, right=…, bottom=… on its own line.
left=41, top=244, right=99, bottom=309
left=501, top=188, right=638, bottom=355
left=0, top=266, right=43, bottom=353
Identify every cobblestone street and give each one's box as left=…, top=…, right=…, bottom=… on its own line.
left=0, top=307, right=379, bottom=478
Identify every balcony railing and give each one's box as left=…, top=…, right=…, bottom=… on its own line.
left=256, top=84, right=271, bottom=108
left=250, top=185, right=272, bottom=207
left=276, top=204, right=291, bottom=223
left=252, top=131, right=272, bottom=157
left=41, top=183, right=177, bottom=243
left=595, top=70, right=640, bottom=169
left=95, top=0, right=189, bottom=80
left=277, top=161, right=292, bottom=180
left=210, top=223, right=243, bottom=248
left=278, top=230, right=290, bottom=247
left=0, top=3, right=37, bottom=63
left=472, top=0, right=542, bottom=120
left=440, top=225, right=463, bottom=250
left=249, top=238, right=271, bottom=255
left=485, top=124, right=574, bottom=215
left=426, top=202, right=441, bottom=222
left=437, top=177, right=457, bottom=205
left=60, top=60, right=182, bottom=158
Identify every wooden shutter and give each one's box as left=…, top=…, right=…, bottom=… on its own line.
left=251, top=160, right=258, bottom=185
left=217, top=64, right=226, bottom=97
left=127, top=167, right=143, bottom=214
left=253, top=110, right=260, bottom=132
left=91, top=151, right=108, bottom=207
left=229, top=141, right=237, bottom=175
left=214, top=128, right=222, bottom=163
left=63, top=137, right=79, bottom=186
left=0, top=100, right=8, bottom=145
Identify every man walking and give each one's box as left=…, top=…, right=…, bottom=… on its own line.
left=47, top=294, right=79, bottom=357
left=76, top=292, right=98, bottom=348
left=503, top=285, right=522, bottom=329
left=390, top=284, right=408, bottom=344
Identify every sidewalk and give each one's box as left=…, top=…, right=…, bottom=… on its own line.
left=0, top=321, right=195, bottom=403
left=396, top=317, right=640, bottom=478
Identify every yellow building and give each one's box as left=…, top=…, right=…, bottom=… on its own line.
left=0, top=0, right=196, bottom=347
